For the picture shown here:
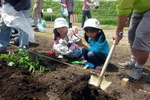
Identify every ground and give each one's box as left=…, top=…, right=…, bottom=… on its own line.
left=0, top=25, right=150, bottom=100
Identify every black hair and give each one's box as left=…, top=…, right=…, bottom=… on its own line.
left=53, top=29, right=60, bottom=40
left=84, top=27, right=106, bottom=43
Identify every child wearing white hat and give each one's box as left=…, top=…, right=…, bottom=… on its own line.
left=82, top=18, right=110, bottom=70
left=50, top=17, right=87, bottom=58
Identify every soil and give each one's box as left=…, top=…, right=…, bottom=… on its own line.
left=0, top=26, right=150, bottom=100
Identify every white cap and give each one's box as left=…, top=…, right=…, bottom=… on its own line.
left=54, top=17, right=68, bottom=29
left=83, top=18, right=101, bottom=29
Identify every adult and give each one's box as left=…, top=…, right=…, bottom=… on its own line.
left=32, top=0, right=44, bottom=27
left=81, top=0, right=96, bottom=28
left=59, top=0, right=74, bottom=28
left=113, top=0, right=150, bottom=81
left=0, top=0, right=31, bottom=53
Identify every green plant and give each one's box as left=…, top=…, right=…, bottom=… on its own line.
left=31, top=0, right=118, bottom=25
left=0, top=50, right=50, bottom=73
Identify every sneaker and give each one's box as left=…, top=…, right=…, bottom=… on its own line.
left=57, top=54, right=63, bottom=59
left=34, top=27, right=39, bottom=32
left=95, top=66, right=103, bottom=70
left=118, top=59, right=135, bottom=69
left=127, top=67, right=143, bottom=82
left=31, top=25, right=36, bottom=27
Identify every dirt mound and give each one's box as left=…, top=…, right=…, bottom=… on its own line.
left=0, top=59, right=116, bottom=100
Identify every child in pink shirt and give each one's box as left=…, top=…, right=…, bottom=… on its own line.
left=51, top=18, right=87, bottom=58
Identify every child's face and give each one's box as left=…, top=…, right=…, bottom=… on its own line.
left=85, top=31, right=97, bottom=40
left=56, top=27, right=68, bottom=35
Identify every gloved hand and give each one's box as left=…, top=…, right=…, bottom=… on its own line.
left=67, top=28, right=81, bottom=43
left=63, top=49, right=73, bottom=55
left=55, top=44, right=68, bottom=54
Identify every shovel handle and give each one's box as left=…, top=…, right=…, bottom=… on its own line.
left=99, top=40, right=116, bottom=78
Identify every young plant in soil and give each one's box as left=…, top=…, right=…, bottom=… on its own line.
left=0, top=50, right=50, bottom=73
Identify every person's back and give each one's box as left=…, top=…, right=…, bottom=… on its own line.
left=116, top=0, right=150, bottom=15
left=82, top=0, right=91, bottom=11
left=3, top=0, right=31, bottom=11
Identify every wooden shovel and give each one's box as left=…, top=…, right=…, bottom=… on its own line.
left=88, top=40, right=116, bottom=90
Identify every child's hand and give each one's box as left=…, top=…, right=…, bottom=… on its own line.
left=75, top=40, right=89, bottom=48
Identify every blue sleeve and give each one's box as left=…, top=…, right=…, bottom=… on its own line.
left=88, top=38, right=110, bottom=56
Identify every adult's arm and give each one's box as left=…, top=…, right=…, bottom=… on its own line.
left=113, top=15, right=129, bottom=44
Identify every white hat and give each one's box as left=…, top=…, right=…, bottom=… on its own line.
left=83, top=18, right=101, bottom=29
left=54, top=18, right=69, bottom=29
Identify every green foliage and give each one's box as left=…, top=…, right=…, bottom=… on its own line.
left=31, top=0, right=118, bottom=25
left=0, top=50, right=50, bottom=73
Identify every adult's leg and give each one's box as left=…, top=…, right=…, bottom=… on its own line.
left=0, top=21, right=12, bottom=51
left=132, top=10, right=150, bottom=65
left=68, top=11, right=73, bottom=28
left=87, top=11, right=92, bottom=19
left=118, top=12, right=141, bottom=68
left=32, top=8, right=38, bottom=26
left=81, top=10, right=87, bottom=28
left=18, top=9, right=30, bottom=51
left=128, top=10, right=150, bottom=81
left=37, top=9, right=42, bottom=23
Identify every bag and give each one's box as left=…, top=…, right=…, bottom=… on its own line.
left=62, top=8, right=68, bottom=17
left=37, top=22, right=45, bottom=32
left=70, top=13, right=78, bottom=23
left=1, top=3, right=35, bottom=42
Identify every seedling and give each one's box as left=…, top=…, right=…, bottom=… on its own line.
left=0, top=49, right=50, bottom=73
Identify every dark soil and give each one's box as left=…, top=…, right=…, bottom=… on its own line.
left=0, top=31, right=150, bottom=100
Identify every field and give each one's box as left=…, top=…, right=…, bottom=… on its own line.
left=0, top=22, right=150, bottom=100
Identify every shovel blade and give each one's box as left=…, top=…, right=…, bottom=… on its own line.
left=100, top=78, right=112, bottom=90
left=88, top=74, right=112, bottom=90
left=88, top=74, right=101, bottom=86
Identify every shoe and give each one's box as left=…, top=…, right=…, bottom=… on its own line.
left=34, top=27, right=39, bottom=32
left=31, top=25, right=36, bottom=27
left=95, top=66, right=103, bottom=70
left=57, top=54, right=63, bottom=59
left=127, top=67, right=143, bottom=82
left=118, top=59, right=135, bottom=69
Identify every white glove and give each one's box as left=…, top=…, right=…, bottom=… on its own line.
left=55, top=44, right=68, bottom=54
left=63, top=49, right=73, bottom=55
left=72, top=34, right=81, bottom=43
left=67, top=28, right=81, bottom=43
left=55, top=45, right=72, bottom=55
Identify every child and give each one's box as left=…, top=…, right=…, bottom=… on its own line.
left=51, top=17, right=87, bottom=59
left=82, top=18, right=110, bottom=70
